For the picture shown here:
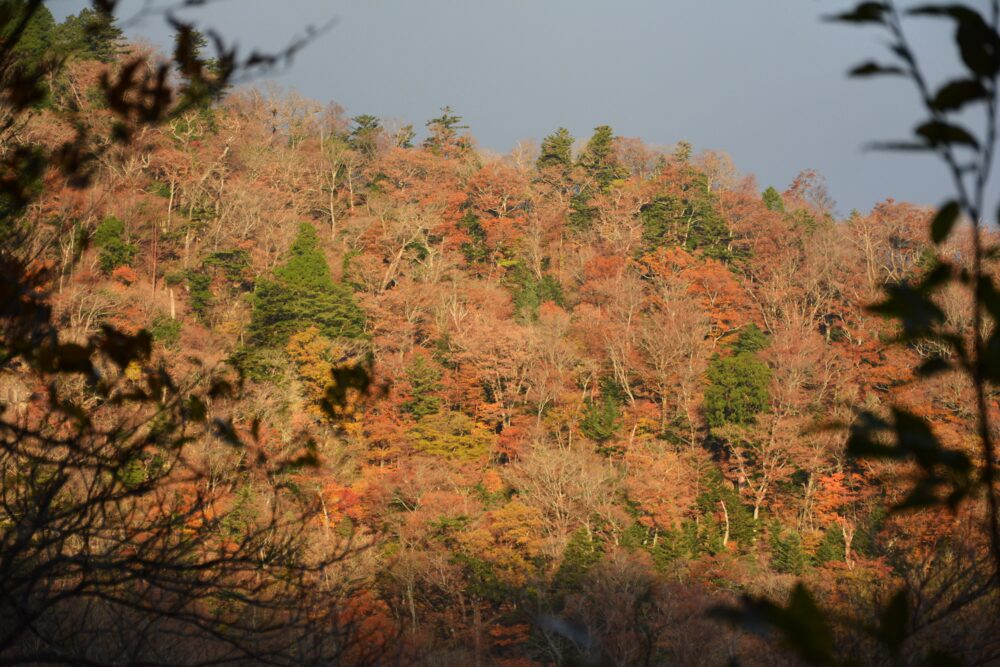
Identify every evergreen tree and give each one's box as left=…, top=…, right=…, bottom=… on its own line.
left=509, top=264, right=565, bottom=320
left=732, top=323, right=769, bottom=355
left=640, top=171, right=734, bottom=260
left=402, top=355, right=442, bottom=419
left=173, top=27, right=227, bottom=107
left=424, top=106, right=468, bottom=156
left=554, top=528, right=604, bottom=590
left=53, top=7, right=124, bottom=62
left=349, top=114, right=382, bottom=157
left=248, top=223, right=365, bottom=347
left=704, top=352, right=771, bottom=428
left=536, top=127, right=574, bottom=172
left=0, top=1, right=56, bottom=70
left=769, top=522, right=808, bottom=574
left=814, top=525, right=845, bottom=565
left=578, top=125, right=627, bottom=190
left=673, top=140, right=693, bottom=163
left=580, top=393, right=622, bottom=447
left=697, top=467, right=756, bottom=551
left=93, top=216, right=136, bottom=275
left=762, top=186, right=785, bottom=212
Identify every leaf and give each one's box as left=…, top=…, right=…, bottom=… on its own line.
left=849, top=61, right=906, bottom=77
left=956, top=16, right=1000, bottom=78
left=864, top=141, right=933, bottom=152
left=826, top=2, right=889, bottom=23
left=931, top=200, right=960, bottom=244
left=915, top=356, right=951, bottom=377
left=711, top=584, right=836, bottom=666
left=908, top=4, right=980, bottom=20
left=909, top=6, right=1000, bottom=77
left=931, top=79, right=988, bottom=111
left=868, top=282, right=946, bottom=337
left=915, top=121, right=979, bottom=148
left=879, top=590, right=910, bottom=657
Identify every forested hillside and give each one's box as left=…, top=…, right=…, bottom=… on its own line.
left=2, top=4, right=998, bottom=666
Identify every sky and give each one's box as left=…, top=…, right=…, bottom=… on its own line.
left=51, top=0, right=983, bottom=214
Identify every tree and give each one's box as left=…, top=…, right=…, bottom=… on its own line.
left=53, top=7, right=125, bottom=62
left=762, top=186, right=785, bottom=212
left=537, top=127, right=574, bottom=173
left=578, top=125, right=627, bottom=190
left=248, top=222, right=365, bottom=347
left=704, top=351, right=771, bottom=428
left=349, top=113, right=382, bottom=158
left=409, top=410, right=495, bottom=460
left=424, top=105, right=468, bottom=157
left=93, top=215, right=137, bottom=274
left=0, top=0, right=55, bottom=70
left=402, top=353, right=443, bottom=419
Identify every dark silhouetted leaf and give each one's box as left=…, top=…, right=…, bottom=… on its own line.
left=850, top=61, right=906, bottom=76
left=879, top=590, right=910, bottom=657
left=827, top=2, right=889, bottom=23
left=915, top=121, right=979, bottom=148
left=916, top=356, right=952, bottom=377
left=932, top=79, right=988, bottom=110
left=931, top=201, right=961, bottom=244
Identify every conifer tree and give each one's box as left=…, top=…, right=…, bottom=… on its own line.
left=704, top=351, right=771, bottom=428
left=536, top=127, right=574, bottom=172
left=402, top=354, right=442, bottom=419
left=424, top=106, right=468, bottom=157
left=54, top=7, right=124, bottom=62
left=349, top=114, right=382, bottom=157
left=578, top=125, right=627, bottom=190
left=762, top=186, right=785, bottom=212
left=93, top=216, right=136, bottom=275
left=249, top=223, right=365, bottom=348
left=0, top=1, right=56, bottom=70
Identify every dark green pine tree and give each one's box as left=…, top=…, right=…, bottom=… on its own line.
left=93, top=216, right=137, bottom=275
left=53, top=7, right=125, bottom=62
left=762, top=186, right=785, bottom=212
left=402, top=354, right=442, bottom=419
left=769, top=522, right=809, bottom=574
left=173, top=27, right=228, bottom=107
left=349, top=114, right=382, bottom=158
left=578, top=125, right=627, bottom=190
left=423, top=106, right=468, bottom=157
left=704, top=351, right=771, bottom=428
left=536, top=127, right=574, bottom=173
left=1, top=1, right=56, bottom=69
left=248, top=223, right=365, bottom=347
left=554, top=527, right=604, bottom=591
left=579, top=393, right=622, bottom=447
left=731, top=323, right=769, bottom=355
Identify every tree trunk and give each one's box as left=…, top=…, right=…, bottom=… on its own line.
left=720, top=500, right=730, bottom=548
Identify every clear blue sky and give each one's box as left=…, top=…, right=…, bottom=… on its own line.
left=52, top=0, right=983, bottom=214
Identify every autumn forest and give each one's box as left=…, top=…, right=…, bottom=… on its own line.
left=2, top=2, right=1000, bottom=666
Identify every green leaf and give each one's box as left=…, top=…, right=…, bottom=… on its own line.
left=849, top=61, right=906, bottom=77
left=827, top=2, right=889, bottom=23
left=931, top=201, right=960, bottom=244
left=931, top=79, right=988, bottom=111
left=915, top=121, right=979, bottom=148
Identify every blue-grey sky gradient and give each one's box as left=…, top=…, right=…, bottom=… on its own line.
left=52, top=0, right=989, bottom=214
